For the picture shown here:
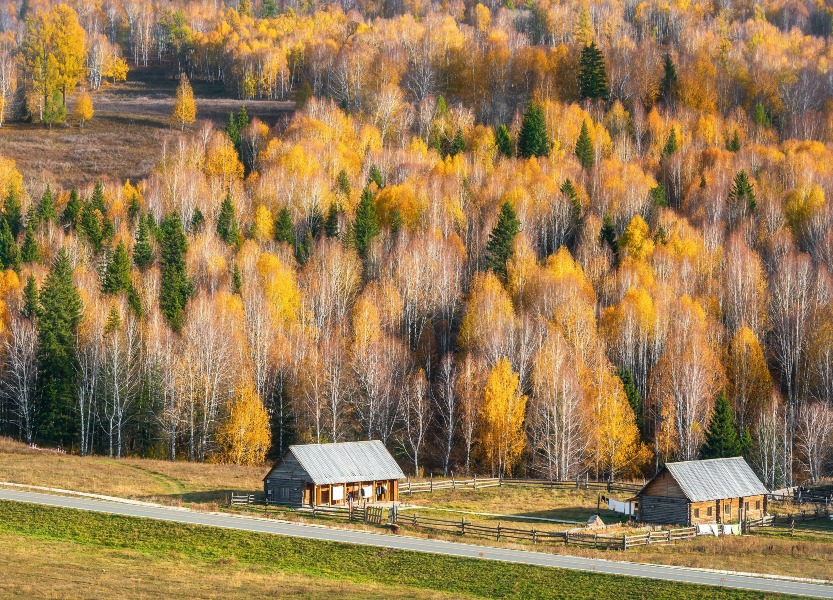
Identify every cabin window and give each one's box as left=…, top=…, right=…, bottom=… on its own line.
left=694, top=508, right=700, bottom=518
left=707, top=506, right=713, bottom=517
left=755, top=500, right=761, bottom=510
left=724, top=503, right=730, bottom=515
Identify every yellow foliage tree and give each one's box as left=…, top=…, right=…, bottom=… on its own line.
left=728, top=326, right=772, bottom=434
left=172, top=74, right=197, bottom=130
left=216, top=381, right=272, bottom=465
left=73, top=91, right=93, bottom=127
left=479, top=357, right=527, bottom=477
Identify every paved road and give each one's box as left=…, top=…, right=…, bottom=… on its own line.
left=1, top=488, right=831, bottom=598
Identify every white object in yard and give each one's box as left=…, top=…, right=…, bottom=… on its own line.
left=697, top=524, right=711, bottom=535
left=606, top=498, right=635, bottom=516
left=332, top=485, right=344, bottom=501
left=723, top=524, right=734, bottom=535
left=710, top=524, right=720, bottom=536
left=361, top=486, right=373, bottom=498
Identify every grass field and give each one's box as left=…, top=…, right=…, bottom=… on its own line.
left=0, top=65, right=293, bottom=188
left=0, top=500, right=798, bottom=600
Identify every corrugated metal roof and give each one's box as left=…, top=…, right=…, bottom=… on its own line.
left=287, top=440, right=405, bottom=485
left=661, top=457, right=768, bottom=502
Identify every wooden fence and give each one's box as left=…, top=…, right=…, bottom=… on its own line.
left=746, top=507, right=832, bottom=533
left=303, top=504, right=389, bottom=525
left=405, top=475, right=642, bottom=495
left=230, top=493, right=257, bottom=506
left=394, top=512, right=697, bottom=550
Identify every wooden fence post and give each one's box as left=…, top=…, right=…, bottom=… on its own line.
left=451, top=472, right=455, bottom=491
left=430, top=473, right=433, bottom=493
left=667, top=529, right=671, bottom=543
left=473, top=473, right=477, bottom=490
left=460, top=517, right=465, bottom=536
left=496, top=522, right=501, bottom=541
left=622, top=534, right=627, bottom=550
left=408, top=477, right=411, bottom=495
left=532, top=528, right=537, bottom=544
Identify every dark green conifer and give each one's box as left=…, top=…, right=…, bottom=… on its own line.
left=352, top=187, right=380, bottom=259
left=102, top=241, right=132, bottom=295
left=191, top=207, right=205, bottom=233
left=578, top=41, right=609, bottom=101
left=662, top=128, right=678, bottom=156
left=36, top=185, right=56, bottom=225
left=574, top=120, right=595, bottom=169
left=659, top=54, right=678, bottom=105
left=90, top=181, right=106, bottom=213
left=726, top=130, right=741, bottom=152
left=701, top=392, right=742, bottom=459
left=599, top=214, right=618, bottom=257
left=368, top=165, right=384, bottom=189
left=4, top=186, right=23, bottom=238
left=216, top=194, right=240, bottom=245
left=495, top=124, right=513, bottom=157
left=484, top=201, right=520, bottom=279
left=518, top=101, right=550, bottom=158
left=324, top=202, right=340, bottom=239
left=617, top=368, right=642, bottom=432
left=0, top=219, right=19, bottom=271
left=336, top=169, right=351, bottom=198
left=274, top=207, right=296, bottom=247
left=447, top=128, right=466, bottom=157
left=79, top=202, right=104, bottom=253
left=133, top=216, right=154, bottom=269
left=651, top=183, right=668, bottom=207
left=159, top=214, right=192, bottom=332
left=231, top=262, right=242, bottom=295
left=729, top=170, right=756, bottom=213
left=61, top=187, right=81, bottom=228
left=753, top=102, right=771, bottom=128
left=20, top=221, right=39, bottom=263
left=22, top=275, right=39, bottom=319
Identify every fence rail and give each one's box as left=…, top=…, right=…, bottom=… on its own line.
left=746, top=507, right=832, bottom=533
left=405, top=476, right=642, bottom=495
left=397, top=512, right=697, bottom=550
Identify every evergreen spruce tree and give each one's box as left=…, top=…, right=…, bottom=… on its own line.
left=127, top=285, right=142, bottom=317
left=295, top=230, right=313, bottom=265
left=61, top=187, right=81, bottom=228
left=561, top=178, right=582, bottom=222
left=225, top=112, right=239, bottom=147
left=484, top=201, right=520, bottom=279
left=495, top=124, right=513, bottom=157
left=662, top=128, right=678, bottom=156
left=262, top=0, right=278, bottom=18
left=20, top=221, right=39, bottom=264
left=729, top=170, right=756, bottom=213
left=36, top=185, right=56, bottom=225
left=79, top=202, right=104, bottom=253
left=104, top=303, right=122, bottom=335
left=740, top=427, right=753, bottom=458
left=617, top=368, right=642, bottom=432
left=191, top=206, right=205, bottom=232
left=651, top=183, right=668, bottom=207
left=726, top=130, right=741, bottom=152
left=753, top=102, right=771, bottom=128
left=0, top=218, right=19, bottom=271
left=274, top=207, right=296, bottom=247
left=353, top=187, right=380, bottom=259
left=578, top=41, right=609, bottom=101
left=4, top=186, right=23, bottom=238
left=127, top=193, right=141, bottom=226
left=368, top=165, right=384, bottom=189
left=518, top=101, right=550, bottom=158
left=659, top=54, right=678, bottom=105
left=90, top=181, right=106, bottom=213
left=336, top=169, right=351, bottom=198
left=701, top=392, right=742, bottom=458
left=102, top=241, right=132, bottom=295
left=34, top=248, right=83, bottom=447
left=159, top=214, right=192, bottom=332
left=390, top=208, right=403, bottom=238
left=574, top=120, right=595, bottom=169
left=324, top=202, right=340, bottom=238
left=231, top=262, right=242, bottom=295
left=447, top=128, right=466, bottom=157
left=216, top=194, right=240, bottom=245
left=133, top=216, right=154, bottom=269
left=599, top=214, right=618, bottom=257
left=22, top=275, right=39, bottom=319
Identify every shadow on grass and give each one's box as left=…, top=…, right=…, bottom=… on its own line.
left=162, top=490, right=251, bottom=505
left=518, top=507, right=629, bottom=525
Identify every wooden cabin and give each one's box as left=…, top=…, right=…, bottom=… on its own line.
left=635, top=457, right=768, bottom=526
left=263, top=440, right=405, bottom=507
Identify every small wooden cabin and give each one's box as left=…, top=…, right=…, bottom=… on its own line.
left=636, top=457, right=768, bottom=526
left=263, top=440, right=405, bottom=507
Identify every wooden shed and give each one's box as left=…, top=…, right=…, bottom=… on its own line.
left=635, top=457, right=768, bottom=526
left=263, top=440, right=405, bottom=507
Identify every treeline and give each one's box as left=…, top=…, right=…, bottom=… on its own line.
left=0, top=1, right=831, bottom=485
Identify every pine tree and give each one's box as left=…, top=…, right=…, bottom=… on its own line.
left=662, top=128, right=678, bottom=156
left=216, top=194, right=240, bottom=245
left=274, top=207, right=296, bottom=247
left=599, top=214, right=618, bottom=257
left=102, top=241, right=132, bottom=295
left=0, top=218, right=19, bottom=271
left=368, top=165, right=384, bottom=189
left=191, top=207, right=204, bottom=232
left=353, top=187, right=380, bottom=259
left=225, top=112, right=239, bottom=147
left=447, top=128, right=466, bottom=157
left=578, top=41, right=609, bottom=101
left=79, top=202, right=104, bottom=253
left=726, top=130, right=741, bottom=152
left=336, top=169, right=351, bottom=198
left=701, top=392, right=742, bottom=459
left=90, top=181, right=106, bottom=213
left=43, top=89, right=66, bottom=128
left=574, top=119, right=595, bottom=169
left=484, top=201, right=520, bottom=279
left=133, top=216, right=154, bottom=269
left=324, top=202, right=340, bottom=238
left=4, top=187, right=23, bottom=238
left=729, top=170, right=756, bottom=213
left=36, top=185, right=56, bottom=225
left=20, top=221, right=39, bottom=263
left=617, top=368, right=642, bottom=432
left=159, top=214, right=192, bottom=332
left=262, top=0, right=278, bottom=17
left=127, top=193, right=141, bottom=226
left=236, top=105, right=249, bottom=134
left=34, top=248, right=83, bottom=446
left=651, top=183, right=668, bottom=207
left=61, top=187, right=81, bottom=228
left=495, top=124, right=513, bottom=157
left=561, top=178, right=581, bottom=222
left=518, top=101, right=550, bottom=158
left=753, top=102, right=771, bottom=128
left=104, top=303, right=122, bottom=335
left=231, top=262, right=242, bottom=295
left=659, top=54, right=678, bottom=105
left=22, top=275, right=39, bottom=319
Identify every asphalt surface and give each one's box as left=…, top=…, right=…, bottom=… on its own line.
left=1, top=487, right=831, bottom=598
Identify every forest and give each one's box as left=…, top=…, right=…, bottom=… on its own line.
left=0, top=0, right=831, bottom=488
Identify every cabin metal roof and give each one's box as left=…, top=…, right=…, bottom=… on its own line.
left=280, top=440, right=405, bottom=485
left=642, top=457, right=768, bottom=502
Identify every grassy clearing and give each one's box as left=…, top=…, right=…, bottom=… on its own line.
left=0, top=437, right=263, bottom=509
left=0, top=500, right=796, bottom=600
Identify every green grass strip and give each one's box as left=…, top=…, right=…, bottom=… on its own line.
left=0, top=500, right=793, bottom=599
